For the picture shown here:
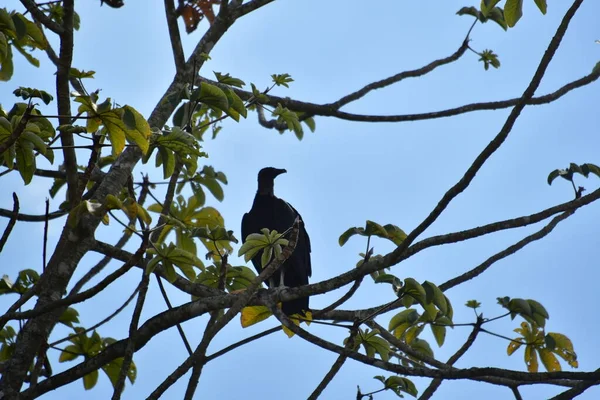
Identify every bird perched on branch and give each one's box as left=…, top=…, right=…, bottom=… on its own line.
left=241, top=167, right=312, bottom=315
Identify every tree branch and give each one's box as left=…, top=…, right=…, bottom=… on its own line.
left=163, top=0, right=185, bottom=71
left=331, top=39, right=469, bottom=109
left=55, top=0, right=79, bottom=207
left=419, top=318, right=483, bottom=399
left=19, top=0, right=64, bottom=34
left=307, top=324, right=359, bottom=400
left=0, top=193, right=19, bottom=252
left=440, top=210, right=574, bottom=291
left=0, top=104, right=33, bottom=156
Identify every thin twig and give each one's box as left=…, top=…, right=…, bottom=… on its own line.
left=440, top=211, right=574, bottom=291
left=49, top=284, right=141, bottom=347
left=307, top=323, right=360, bottom=400
left=111, top=264, right=150, bottom=399
left=42, top=198, right=50, bottom=271
left=0, top=193, right=20, bottom=252
left=155, top=275, right=193, bottom=356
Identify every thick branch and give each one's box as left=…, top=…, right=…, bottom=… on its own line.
left=19, top=0, right=64, bottom=34
left=55, top=0, right=79, bottom=207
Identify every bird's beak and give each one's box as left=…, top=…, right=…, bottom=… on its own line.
left=275, top=168, right=287, bottom=176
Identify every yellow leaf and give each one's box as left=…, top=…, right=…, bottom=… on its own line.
left=136, top=203, right=152, bottom=224
left=524, top=345, right=539, bottom=372
left=282, top=314, right=301, bottom=338
left=507, top=339, right=522, bottom=356
left=240, top=305, right=271, bottom=328
left=539, top=348, right=561, bottom=372
left=105, top=194, right=123, bottom=210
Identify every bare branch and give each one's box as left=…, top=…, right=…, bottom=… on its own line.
left=0, top=208, right=66, bottom=222
left=205, top=326, right=280, bottom=362
left=307, top=324, right=359, bottom=400
left=419, top=319, right=483, bottom=399
left=330, top=40, right=469, bottom=109
left=111, top=263, right=150, bottom=399
left=440, top=210, right=574, bottom=291
left=164, top=0, right=185, bottom=71
left=0, top=193, right=19, bottom=252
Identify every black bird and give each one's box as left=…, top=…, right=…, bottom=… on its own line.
left=241, top=167, right=312, bottom=316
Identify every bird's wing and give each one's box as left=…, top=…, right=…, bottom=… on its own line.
left=241, top=212, right=251, bottom=243
left=281, top=200, right=312, bottom=278
left=284, top=201, right=312, bottom=254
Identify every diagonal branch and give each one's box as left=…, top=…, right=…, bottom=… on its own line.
left=419, top=319, right=483, bottom=399
left=330, top=39, right=469, bottom=109
left=440, top=210, right=574, bottom=291
left=0, top=104, right=33, bottom=156
left=164, top=0, right=185, bottom=71
left=0, top=193, right=19, bottom=252
left=394, top=0, right=585, bottom=255
left=19, top=0, right=64, bottom=34
left=307, top=323, right=360, bottom=400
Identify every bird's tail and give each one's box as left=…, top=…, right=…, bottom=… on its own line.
left=282, top=296, right=309, bottom=317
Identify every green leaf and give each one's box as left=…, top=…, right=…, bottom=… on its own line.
left=480, top=0, right=501, bottom=16
left=83, top=369, right=99, bottom=390
left=465, top=299, right=481, bottom=309
left=100, top=107, right=150, bottom=154
left=338, top=226, right=365, bottom=246
left=14, top=87, right=54, bottom=104
left=15, top=139, right=35, bottom=184
left=192, top=82, right=230, bottom=112
left=102, top=357, right=137, bottom=388
left=422, top=281, right=448, bottom=315
left=11, top=14, right=26, bottom=40
left=69, top=68, right=95, bottom=79
left=401, top=278, right=427, bottom=304
left=214, top=71, right=245, bottom=88
left=456, top=6, right=480, bottom=18
left=223, top=87, right=247, bottom=119
left=389, top=309, right=419, bottom=332
left=504, top=0, right=523, bottom=27
left=534, top=0, right=547, bottom=14
left=0, top=32, right=8, bottom=63
left=383, top=224, right=407, bottom=245
left=271, top=73, right=294, bottom=88
left=547, top=169, right=561, bottom=185
left=303, top=116, right=316, bottom=132
left=272, top=104, right=303, bottom=139
left=59, top=344, right=81, bottom=362
left=431, top=324, right=446, bottom=347
left=59, top=307, right=80, bottom=328
left=0, top=44, right=13, bottom=81
left=582, top=163, right=600, bottom=179
left=0, top=9, right=17, bottom=35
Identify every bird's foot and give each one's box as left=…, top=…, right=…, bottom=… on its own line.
left=271, top=285, right=289, bottom=298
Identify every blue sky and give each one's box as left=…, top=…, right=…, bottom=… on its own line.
left=1, top=0, right=600, bottom=398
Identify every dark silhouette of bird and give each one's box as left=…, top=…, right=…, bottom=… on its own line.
left=241, top=167, right=311, bottom=316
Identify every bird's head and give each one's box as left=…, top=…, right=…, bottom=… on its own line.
left=257, top=167, right=286, bottom=195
